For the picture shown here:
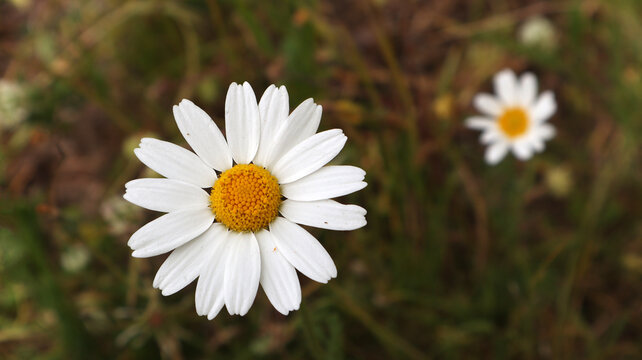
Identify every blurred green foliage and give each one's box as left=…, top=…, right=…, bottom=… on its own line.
left=1, top=0, right=641, bottom=359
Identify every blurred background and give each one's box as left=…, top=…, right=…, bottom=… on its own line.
left=1, top=0, right=641, bottom=358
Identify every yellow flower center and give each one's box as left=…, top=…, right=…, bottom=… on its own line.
left=498, top=107, right=529, bottom=138
left=210, top=164, right=281, bottom=232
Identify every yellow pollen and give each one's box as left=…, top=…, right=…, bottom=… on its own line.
left=210, top=164, right=281, bottom=232
left=498, top=107, right=529, bottom=138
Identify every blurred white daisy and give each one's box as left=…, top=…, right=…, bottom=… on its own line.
left=466, top=69, right=557, bottom=165
left=124, top=82, right=367, bottom=319
left=0, top=79, right=28, bottom=130
left=518, top=16, right=557, bottom=51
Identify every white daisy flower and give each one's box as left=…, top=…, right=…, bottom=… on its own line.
left=124, top=82, right=367, bottom=319
left=0, top=79, right=28, bottom=130
left=466, top=69, right=557, bottom=165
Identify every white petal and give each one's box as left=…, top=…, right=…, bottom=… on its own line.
left=473, top=94, right=503, bottom=117
left=465, top=116, right=495, bottom=130
left=480, top=129, right=502, bottom=145
left=526, top=124, right=554, bottom=153
left=173, top=99, right=233, bottom=171
left=254, top=85, right=289, bottom=167
left=223, top=232, right=261, bottom=316
left=225, top=82, right=260, bottom=164
left=538, top=123, right=556, bottom=140
left=484, top=142, right=509, bottom=165
left=512, top=140, right=533, bottom=160
left=271, top=129, right=347, bottom=184
left=531, top=91, right=557, bottom=123
left=153, top=223, right=227, bottom=296
left=194, top=229, right=231, bottom=318
left=518, top=72, right=538, bottom=107
left=134, top=138, right=217, bottom=188
left=269, top=217, right=337, bottom=283
left=128, top=208, right=214, bottom=258
left=262, top=99, right=322, bottom=169
left=529, top=137, right=545, bottom=153
left=124, top=178, right=210, bottom=212
left=256, top=230, right=301, bottom=315
left=493, top=69, right=519, bottom=106
left=281, top=165, right=367, bottom=201
left=280, top=199, right=366, bottom=231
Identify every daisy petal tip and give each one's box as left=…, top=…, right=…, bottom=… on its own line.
left=124, top=178, right=139, bottom=189
left=276, top=307, right=293, bottom=316
left=484, top=152, right=502, bottom=165
left=204, top=302, right=223, bottom=320
left=292, top=302, right=301, bottom=311
left=126, top=234, right=137, bottom=247
left=179, top=98, right=192, bottom=106
left=224, top=304, right=236, bottom=316
left=497, top=68, right=515, bottom=78
left=485, top=157, right=502, bottom=166
left=159, top=288, right=170, bottom=297
left=160, top=285, right=180, bottom=297
left=242, top=82, right=256, bottom=96
left=484, top=142, right=509, bottom=165
left=130, top=249, right=145, bottom=258
left=540, top=90, right=556, bottom=106
left=240, top=294, right=258, bottom=316
left=277, top=86, right=289, bottom=98
left=123, top=192, right=137, bottom=207
left=465, top=117, right=493, bottom=130
left=521, top=71, right=535, bottom=79
left=237, top=307, right=251, bottom=317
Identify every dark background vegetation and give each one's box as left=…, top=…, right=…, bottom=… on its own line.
left=1, top=0, right=641, bottom=358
